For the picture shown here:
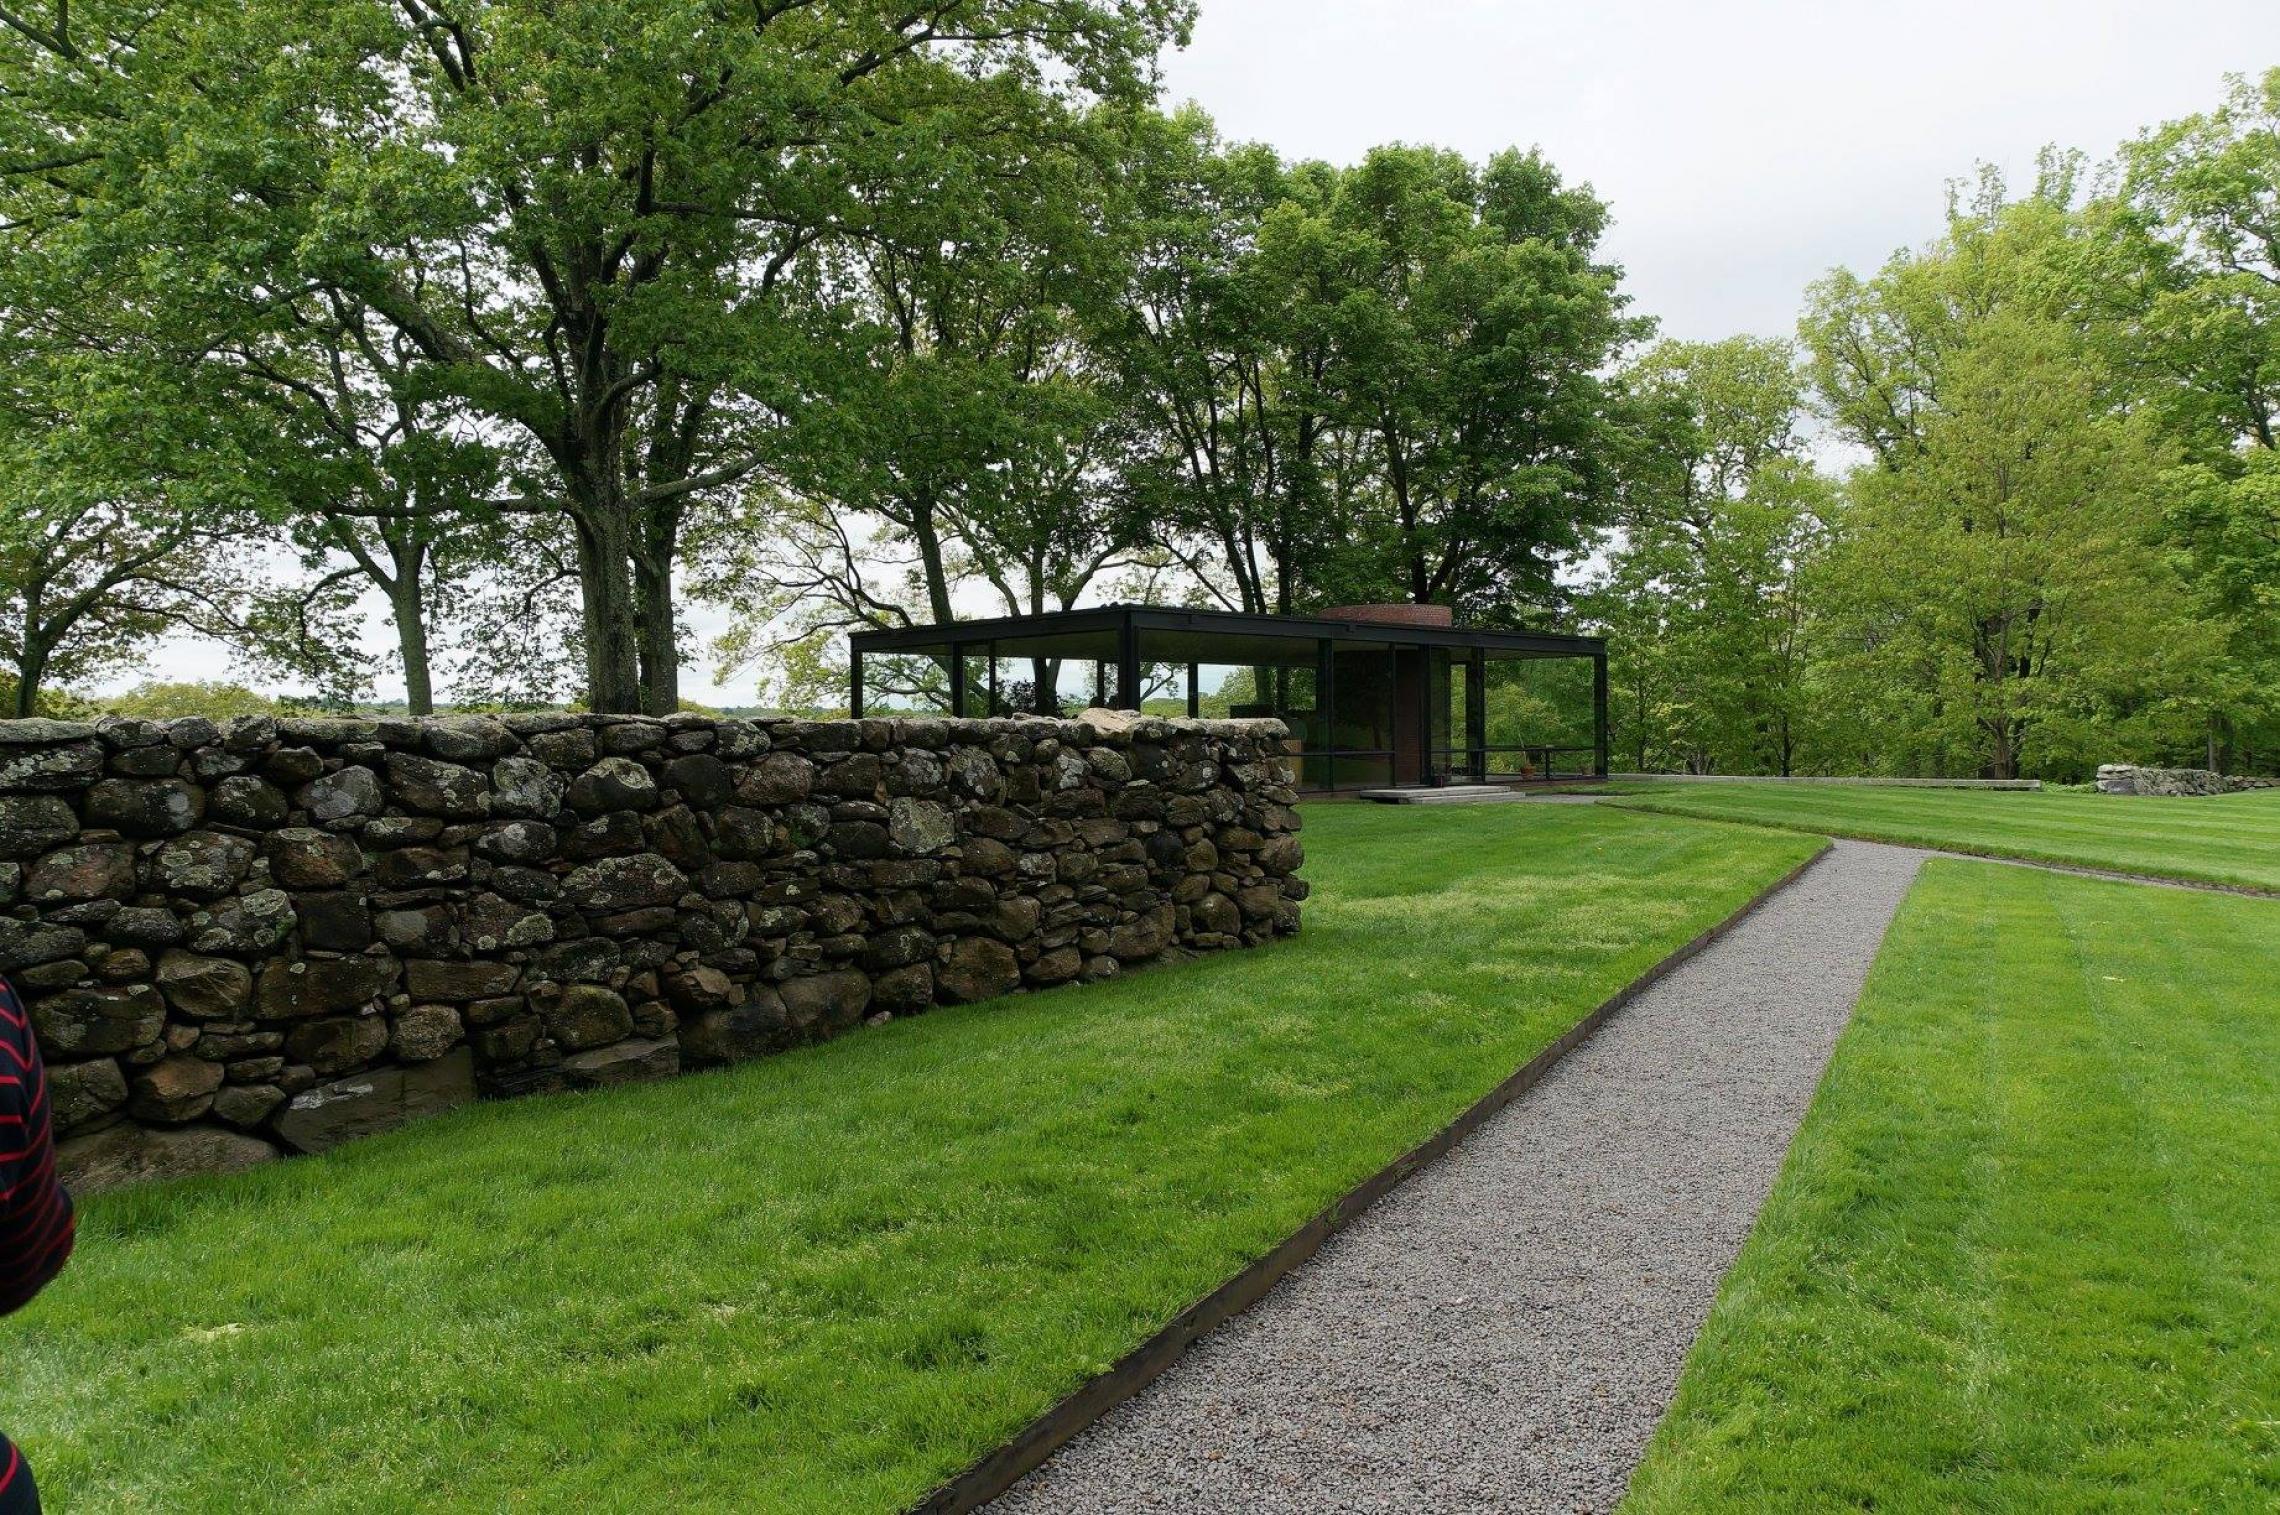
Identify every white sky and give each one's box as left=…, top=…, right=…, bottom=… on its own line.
left=1160, top=0, right=2274, bottom=345
left=132, top=1, right=2276, bottom=706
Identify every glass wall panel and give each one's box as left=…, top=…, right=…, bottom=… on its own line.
left=983, top=653, right=1078, bottom=717
left=858, top=616, right=1604, bottom=789
left=1184, top=658, right=1332, bottom=783
left=1191, top=663, right=1253, bottom=720
left=1447, top=651, right=1486, bottom=781
left=1326, top=646, right=1397, bottom=789
left=946, top=652, right=982, bottom=719
left=1425, top=649, right=1454, bottom=784
left=1482, top=656, right=1597, bottom=778
left=856, top=651, right=954, bottom=715
left=1129, top=662, right=1194, bottom=716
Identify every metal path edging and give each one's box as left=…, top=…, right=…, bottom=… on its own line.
left=907, top=839, right=1838, bottom=1515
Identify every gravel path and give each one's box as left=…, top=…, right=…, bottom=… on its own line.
left=996, top=839, right=1930, bottom=1515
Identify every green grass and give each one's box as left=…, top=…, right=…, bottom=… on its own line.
left=4, top=805, right=1813, bottom=1513
left=1626, top=861, right=2280, bottom=1512
left=1601, top=782, right=2280, bottom=891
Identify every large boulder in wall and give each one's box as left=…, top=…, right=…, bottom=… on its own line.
left=271, top=1047, right=477, bottom=1155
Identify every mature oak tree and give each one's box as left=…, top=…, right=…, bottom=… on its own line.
left=2113, top=68, right=2280, bottom=767
left=1, top=0, right=1189, bottom=712
left=0, top=348, right=274, bottom=714
left=1804, top=177, right=2193, bottom=780
left=1591, top=337, right=1829, bottom=776
left=1102, top=109, right=1337, bottom=618
left=1306, top=145, right=1649, bottom=622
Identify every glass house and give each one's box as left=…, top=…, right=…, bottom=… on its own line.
left=848, top=603, right=1609, bottom=793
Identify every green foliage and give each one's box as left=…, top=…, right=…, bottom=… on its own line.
left=1099, top=109, right=1327, bottom=616
left=2161, top=451, right=2280, bottom=760
left=95, top=681, right=292, bottom=719
left=2117, top=69, right=2280, bottom=456
left=9, top=10, right=2276, bottom=776
left=2112, top=69, right=2280, bottom=766
left=1799, top=170, right=2172, bottom=778
left=696, top=115, right=1641, bottom=712
left=692, top=98, right=1162, bottom=700
left=1590, top=337, right=1829, bottom=774
left=1105, top=127, right=1646, bottom=624
left=1599, top=131, right=2280, bottom=782
left=1301, top=146, right=1649, bottom=619
left=1809, top=291, right=2189, bottom=780
left=1481, top=657, right=1597, bottom=756
left=0, top=675, right=93, bottom=721
left=2, top=0, right=1192, bottom=715
left=0, top=329, right=295, bottom=714
left=1628, top=862, right=2280, bottom=1510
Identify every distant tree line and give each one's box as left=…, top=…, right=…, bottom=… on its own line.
left=1597, top=79, right=2280, bottom=780
left=2, top=7, right=2274, bottom=780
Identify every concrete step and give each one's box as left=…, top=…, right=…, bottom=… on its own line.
left=1354, top=786, right=1540, bottom=805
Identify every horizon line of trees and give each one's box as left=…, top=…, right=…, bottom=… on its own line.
left=2, top=5, right=2275, bottom=780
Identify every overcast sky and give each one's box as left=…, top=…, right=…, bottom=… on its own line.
left=1161, top=0, right=2274, bottom=346
left=135, top=1, right=2276, bottom=706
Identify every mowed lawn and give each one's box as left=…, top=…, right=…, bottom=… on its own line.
left=3, top=805, right=1815, bottom=1513
left=1604, top=782, right=2280, bottom=891
left=1627, top=861, right=2280, bottom=1512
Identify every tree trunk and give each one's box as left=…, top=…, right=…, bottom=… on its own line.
left=1976, top=616, right=2015, bottom=781
left=571, top=503, right=643, bottom=714
left=908, top=499, right=957, bottom=625
left=393, top=580, right=435, bottom=717
left=1986, top=722, right=2016, bottom=781
left=633, top=549, right=679, bottom=716
left=386, top=537, right=435, bottom=717
left=633, top=500, right=683, bottom=716
left=1633, top=679, right=1649, bottom=772
left=10, top=586, right=48, bottom=716
left=10, top=646, right=42, bottom=718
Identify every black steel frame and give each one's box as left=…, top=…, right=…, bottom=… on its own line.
left=848, top=603, right=1610, bottom=788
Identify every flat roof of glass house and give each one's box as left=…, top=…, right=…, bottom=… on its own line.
left=848, top=603, right=1609, bottom=790
left=849, top=603, right=1604, bottom=665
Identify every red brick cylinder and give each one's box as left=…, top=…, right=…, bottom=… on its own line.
left=1318, top=603, right=1456, bottom=629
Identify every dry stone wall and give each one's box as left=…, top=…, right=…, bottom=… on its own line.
left=2095, top=764, right=2280, bottom=796
left=0, top=710, right=1305, bottom=1191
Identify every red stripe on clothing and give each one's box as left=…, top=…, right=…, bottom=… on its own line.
left=0, top=970, right=74, bottom=1320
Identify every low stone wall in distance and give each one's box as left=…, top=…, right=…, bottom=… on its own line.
left=2095, top=764, right=2280, bottom=797
left=0, top=710, right=1305, bottom=1190
left=1629, top=773, right=2042, bottom=791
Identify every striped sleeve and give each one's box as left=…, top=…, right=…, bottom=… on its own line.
left=0, top=973, right=74, bottom=1316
